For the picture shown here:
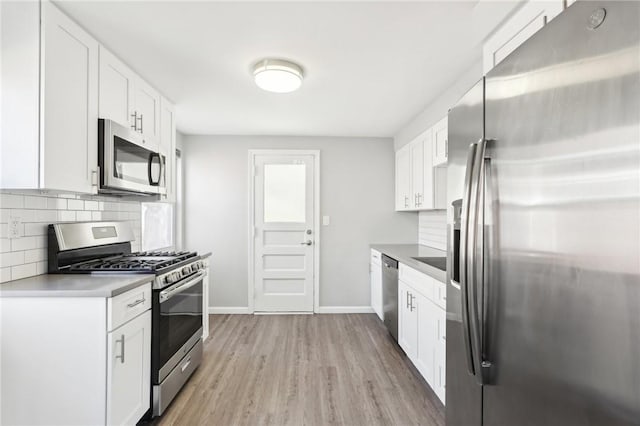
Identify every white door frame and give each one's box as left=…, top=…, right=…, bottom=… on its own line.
left=248, top=149, right=321, bottom=314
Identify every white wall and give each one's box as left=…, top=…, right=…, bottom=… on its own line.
left=182, top=135, right=417, bottom=310
left=394, top=58, right=483, bottom=150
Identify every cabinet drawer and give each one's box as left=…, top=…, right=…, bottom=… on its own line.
left=108, top=283, right=152, bottom=331
left=399, top=263, right=433, bottom=298
left=371, top=249, right=382, bottom=265
left=435, top=280, right=447, bottom=309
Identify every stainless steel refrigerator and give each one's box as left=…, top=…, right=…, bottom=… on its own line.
left=446, top=2, right=640, bottom=425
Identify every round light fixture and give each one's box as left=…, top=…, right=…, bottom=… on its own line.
left=253, top=58, right=304, bottom=93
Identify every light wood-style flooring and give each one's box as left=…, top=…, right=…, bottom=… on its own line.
left=154, top=314, right=444, bottom=426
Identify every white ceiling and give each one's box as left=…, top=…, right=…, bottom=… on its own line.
left=56, top=1, right=515, bottom=137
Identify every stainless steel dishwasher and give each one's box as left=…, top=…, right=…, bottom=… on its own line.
left=381, top=254, right=399, bottom=341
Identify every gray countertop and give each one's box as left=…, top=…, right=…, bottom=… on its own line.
left=370, top=244, right=446, bottom=282
left=0, top=274, right=155, bottom=298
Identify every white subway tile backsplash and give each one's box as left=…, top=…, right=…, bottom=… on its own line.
left=11, top=263, right=37, bottom=280
left=0, top=194, right=24, bottom=208
left=11, top=236, right=40, bottom=251
left=24, top=223, right=48, bottom=236
left=76, top=211, right=92, bottom=221
left=24, top=248, right=46, bottom=263
left=84, top=200, right=99, bottom=210
left=24, top=196, right=48, bottom=209
left=1, top=251, right=25, bottom=268
left=0, top=209, right=11, bottom=223
left=0, top=267, right=11, bottom=283
left=35, top=209, right=58, bottom=223
left=418, top=211, right=446, bottom=251
left=58, top=211, right=76, bottom=222
left=0, top=191, right=144, bottom=283
left=67, top=199, right=84, bottom=210
left=47, top=197, right=67, bottom=210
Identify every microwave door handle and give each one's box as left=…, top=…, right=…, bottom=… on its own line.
left=148, top=153, right=161, bottom=186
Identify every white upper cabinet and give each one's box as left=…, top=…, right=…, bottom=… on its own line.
left=410, top=137, right=425, bottom=209
left=133, top=78, right=161, bottom=143
left=483, top=0, right=564, bottom=74
left=98, top=46, right=161, bottom=146
left=1, top=1, right=100, bottom=193
left=395, top=145, right=412, bottom=211
left=395, top=121, right=445, bottom=211
left=99, top=46, right=135, bottom=128
left=432, top=116, right=448, bottom=167
left=41, top=2, right=99, bottom=194
left=160, top=96, right=176, bottom=202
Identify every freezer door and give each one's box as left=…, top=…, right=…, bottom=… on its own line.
left=482, top=2, right=640, bottom=425
left=445, top=79, right=484, bottom=426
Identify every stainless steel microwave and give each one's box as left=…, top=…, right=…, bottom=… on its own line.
left=98, top=118, right=166, bottom=196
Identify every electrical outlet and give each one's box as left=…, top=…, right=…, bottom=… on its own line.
left=9, top=216, right=22, bottom=239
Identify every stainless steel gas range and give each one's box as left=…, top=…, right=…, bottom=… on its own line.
left=48, top=221, right=204, bottom=417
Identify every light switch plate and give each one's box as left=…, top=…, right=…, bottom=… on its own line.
left=322, top=215, right=330, bottom=226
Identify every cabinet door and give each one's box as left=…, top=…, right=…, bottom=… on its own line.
left=370, top=255, right=383, bottom=320
left=434, top=306, right=447, bottom=404
left=107, top=310, right=151, bottom=426
left=432, top=116, right=448, bottom=167
left=398, top=282, right=418, bottom=360
left=483, top=0, right=564, bottom=73
left=409, top=139, right=424, bottom=209
left=99, top=46, right=135, bottom=129
left=415, top=293, right=436, bottom=387
left=41, top=2, right=98, bottom=194
left=395, top=146, right=412, bottom=211
left=160, top=97, right=176, bottom=202
left=202, top=263, right=210, bottom=341
left=134, top=77, right=161, bottom=145
left=422, top=131, right=435, bottom=209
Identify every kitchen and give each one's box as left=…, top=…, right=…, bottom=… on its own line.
left=1, top=1, right=638, bottom=425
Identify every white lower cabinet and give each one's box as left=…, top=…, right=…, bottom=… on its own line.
left=370, top=250, right=383, bottom=320
left=107, top=310, right=151, bottom=425
left=398, top=281, right=419, bottom=360
left=0, top=281, right=152, bottom=425
left=398, top=264, right=446, bottom=404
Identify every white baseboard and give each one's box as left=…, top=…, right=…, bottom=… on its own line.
left=208, top=306, right=376, bottom=314
left=316, top=306, right=375, bottom=314
left=208, top=307, right=251, bottom=314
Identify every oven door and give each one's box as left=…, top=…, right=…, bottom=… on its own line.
left=99, top=118, right=166, bottom=195
left=155, top=270, right=204, bottom=382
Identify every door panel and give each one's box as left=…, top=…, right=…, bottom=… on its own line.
left=42, top=2, right=98, bottom=194
left=446, top=78, right=484, bottom=426
left=254, top=154, right=315, bottom=312
left=483, top=2, right=640, bottom=425
left=107, top=311, right=151, bottom=426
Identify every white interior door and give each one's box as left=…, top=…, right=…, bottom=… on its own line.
left=253, top=153, right=316, bottom=312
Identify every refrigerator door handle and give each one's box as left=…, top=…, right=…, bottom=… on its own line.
left=469, top=138, right=492, bottom=385
left=460, top=141, right=478, bottom=376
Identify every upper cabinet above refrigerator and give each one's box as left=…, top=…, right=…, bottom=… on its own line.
left=483, top=0, right=564, bottom=74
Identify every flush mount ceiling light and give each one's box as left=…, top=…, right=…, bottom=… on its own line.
left=253, top=59, right=304, bottom=93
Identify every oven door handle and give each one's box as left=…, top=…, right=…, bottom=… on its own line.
left=159, top=271, right=205, bottom=303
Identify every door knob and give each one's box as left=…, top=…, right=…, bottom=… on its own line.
left=300, top=240, right=313, bottom=246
